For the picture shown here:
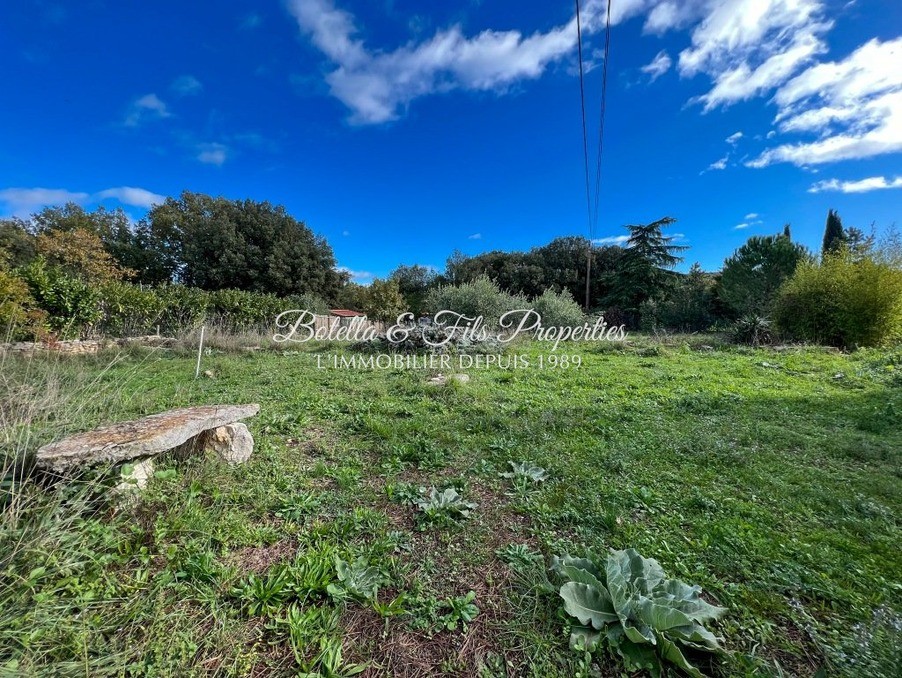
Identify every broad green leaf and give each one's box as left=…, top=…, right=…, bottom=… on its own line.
left=658, top=636, right=706, bottom=678
left=561, top=564, right=607, bottom=593
left=551, top=555, right=603, bottom=581
left=605, top=553, right=632, bottom=620
left=611, top=548, right=666, bottom=594
left=636, top=598, right=695, bottom=631
left=623, top=619, right=656, bottom=645
left=668, top=623, right=723, bottom=651
left=559, top=582, right=618, bottom=629
left=569, top=625, right=603, bottom=652
left=611, top=635, right=659, bottom=674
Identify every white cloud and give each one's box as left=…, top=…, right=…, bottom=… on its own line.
left=678, top=0, right=826, bottom=78
left=171, top=75, right=203, bottom=96
left=94, top=186, right=165, bottom=208
left=468, top=232, right=482, bottom=240
left=197, top=143, right=228, bottom=166
left=692, top=29, right=827, bottom=111
left=337, top=266, right=373, bottom=283
left=749, top=38, right=902, bottom=167
left=640, top=50, right=671, bottom=82
left=744, top=212, right=759, bottom=219
left=726, top=131, right=743, bottom=144
left=733, top=223, right=750, bottom=230
left=124, top=93, right=171, bottom=126
left=808, top=175, right=902, bottom=193
left=707, top=155, right=728, bottom=171
left=286, top=0, right=649, bottom=124
left=643, top=1, right=705, bottom=34
left=0, top=186, right=164, bottom=217
left=342, top=229, right=350, bottom=236
left=592, top=235, right=630, bottom=245
left=0, top=188, right=90, bottom=218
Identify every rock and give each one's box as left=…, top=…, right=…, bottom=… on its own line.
left=202, top=423, right=254, bottom=464
left=35, top=404, right=260, bottom=473
left=427, top=373, right=470, bottom=386
left=115, top=458, right=154, bottom=492
left=203, top=369, right=215, bottom=378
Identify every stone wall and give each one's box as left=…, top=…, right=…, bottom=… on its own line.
left=0, top=335, right=172, bottom=356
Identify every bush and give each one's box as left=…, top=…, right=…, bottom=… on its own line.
left=18, top=258, right=100, bottom=339
left=774, top=251, right=902, bottom=348
left=423, top=276, right=527, bottom=326
left=95, top=281, right=165, bottom=337
left=531, top=288, right=585, bottom=327
left=730, top=314, right=774, bottom=346
left=640, top=264, right=717, bottom=332
left=0, top=269, right=47, bottom=340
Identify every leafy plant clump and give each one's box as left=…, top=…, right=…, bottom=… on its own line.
left=415, top=487, right=477, bottom=528
left=438, top=591, right=480, bottom=631
left=326, top=557, right=385, bottom=603
left=500, top=461, right=549, bottom=488
left=553, top=548, right=727, bottom=677
left=730, top=314, right=774, bottom=346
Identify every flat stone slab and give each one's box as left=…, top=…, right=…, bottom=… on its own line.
left=35, top=404, right=260, bottom=473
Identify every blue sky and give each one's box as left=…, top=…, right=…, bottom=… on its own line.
left=1, top=0, right=900, bottom=283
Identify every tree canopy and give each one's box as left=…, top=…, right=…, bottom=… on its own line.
left=719, top=233, right=810, bottom=317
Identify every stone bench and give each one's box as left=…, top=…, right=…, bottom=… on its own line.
left=35, top=404, right=261, bottom=486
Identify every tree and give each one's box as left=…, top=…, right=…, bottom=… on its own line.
left=144, top=192, right=343, bottom=300
left=0, top=218, right=36, bottom=268
left=783, top=223, right=791, bottom=240
left=822, top=209, right=845, bottom=256
left=845, top=226, right=876, bottom=260
left=361, top=279, right=407, bottom=321
left=608, top=217, right=687, bottom=324
left=642, top=263, right=717, bottom=332
left=719, top=233, right=809, bottom=317
left=31, top=203, right=146, bottom=274
left=335, top=283, right=369, bottom=312
left=389, top=264, right=438, bottom=316
left=35, top=228, right=132, bottom=283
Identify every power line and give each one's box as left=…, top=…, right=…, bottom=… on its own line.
left=574, top=0, right=593, bottom=241
left=592, top=0, right=613, bottom=239
left=574, top=0, right=614, bottom=310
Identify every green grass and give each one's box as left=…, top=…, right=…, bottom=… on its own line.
left=1, top=338, right=900, bottom=676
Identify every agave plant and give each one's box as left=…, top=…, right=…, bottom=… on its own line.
left=415, top=487, right=476, bottom=526
left=553, top=549, right=726, bottom=677
left=500, top=461, right=549, bottom=485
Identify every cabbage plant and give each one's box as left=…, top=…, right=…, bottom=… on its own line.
left=553, top=549, right=726, bottom=677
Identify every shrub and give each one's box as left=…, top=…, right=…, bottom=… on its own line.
left=18, top=258, right=100, bottom=339
left=774, top=250, right=902, bottom=348
left=641, top=264, right=718, bottom=332
left=423, top=276, right=527, bottom=325
left=153, top=284, right=210, bottom=335
left=730, top=314, right=774, bottom=346
left=0, top=269, right=47, bottom=340
left=95, top=281, right=165, bottom=337
left=531, top=288, right=585, bottom=327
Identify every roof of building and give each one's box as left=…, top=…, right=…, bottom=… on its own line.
left=329, top=309, right=366, bottom=317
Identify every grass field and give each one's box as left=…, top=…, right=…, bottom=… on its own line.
left=1, top=337, right=900, bottom=676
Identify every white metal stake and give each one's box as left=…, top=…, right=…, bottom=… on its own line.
left=195, top=325, right=206, bottom=379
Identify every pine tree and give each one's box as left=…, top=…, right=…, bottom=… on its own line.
left=783, top=223, right=791, bottom=240
left=822, top=209, right=845, bottom=256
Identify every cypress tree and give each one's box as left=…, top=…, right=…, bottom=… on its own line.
left=822, top=209, right=845, bottom=256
